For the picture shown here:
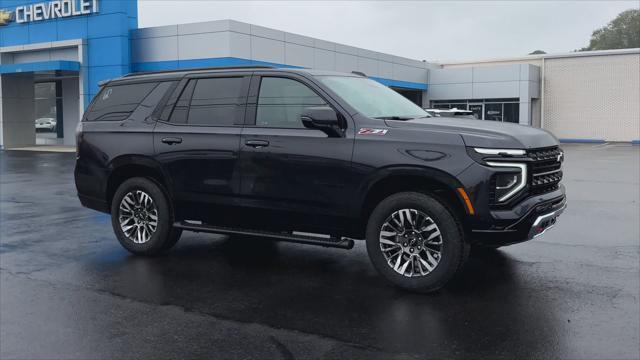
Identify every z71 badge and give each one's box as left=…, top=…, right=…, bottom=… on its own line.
left=358, top=128, right=388, bottom=136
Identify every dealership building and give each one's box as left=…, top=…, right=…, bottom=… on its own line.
left=0, top=0, right=638, bottom=149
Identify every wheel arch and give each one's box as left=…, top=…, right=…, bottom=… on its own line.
left=354, top=166, right=470, bottom=239
left=106, top=155, right=171, bottom=211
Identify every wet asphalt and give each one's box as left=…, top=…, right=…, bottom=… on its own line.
left=0, top=144, right=638, bottom=359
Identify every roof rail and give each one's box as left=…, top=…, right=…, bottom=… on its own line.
left=123, top=65, right=277, bottom=77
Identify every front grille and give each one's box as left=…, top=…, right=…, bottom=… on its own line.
left=528, top=147, right=563, bottom=195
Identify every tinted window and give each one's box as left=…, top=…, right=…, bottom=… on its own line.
left=187, top=77, right=247, bottom=126
left=86, top=82, right=158, bottom=121
left=169, top=80, right=196, bottom=124
left=256, top=77, right=326, bottom=128
left=129, top=82, right=176, bottom=121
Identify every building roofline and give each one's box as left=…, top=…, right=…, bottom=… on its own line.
left=434, top=48, right=640, bottom=66
left=134, top=19, right=431, bottom=69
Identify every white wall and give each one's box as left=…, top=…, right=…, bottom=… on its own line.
left=543, top=52, right=640, bottom=142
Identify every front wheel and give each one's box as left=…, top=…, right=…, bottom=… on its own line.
left=365, top=192, right=469, bottom=293
left=110, top=177, right=182, bottom=255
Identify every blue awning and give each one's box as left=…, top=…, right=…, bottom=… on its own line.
left=0, top=61, right=81, bottom=74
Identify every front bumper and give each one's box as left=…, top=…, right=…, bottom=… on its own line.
left=527, top=202, right=566, bottom=239
left=470, top=189, right=567, bottom=247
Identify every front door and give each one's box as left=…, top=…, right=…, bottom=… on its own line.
left=238, top=74, right=356, bottom=233
left=468, top=103, right=483, bottom=120
left=153, top=74, right=250, bottom=223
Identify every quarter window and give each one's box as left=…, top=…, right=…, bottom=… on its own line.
left=168, top=80, right=196, bottom=124
left=256, top=77, right=326, bottom=128
left=87, top=82, right=158, bottom=121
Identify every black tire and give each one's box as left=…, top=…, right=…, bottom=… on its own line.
left=365, top=192, right=469, bottom=293
left=110, top=177, right=182, bottom=255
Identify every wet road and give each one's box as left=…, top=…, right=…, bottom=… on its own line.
left=1, top=144, right=639, bottom=359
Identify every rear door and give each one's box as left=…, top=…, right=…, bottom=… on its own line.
left=238, top=73, right=356, bottom=233
left=153, top=73, right=250, bottom=223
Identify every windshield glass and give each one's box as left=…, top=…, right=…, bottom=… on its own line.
left=317, top=76, right=429, bottom=119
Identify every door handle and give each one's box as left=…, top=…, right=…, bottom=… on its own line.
left=245, top=139, right=270, bottom=148
left=161, top=137, right=183, bottom=145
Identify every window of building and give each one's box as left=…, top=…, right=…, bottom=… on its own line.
left=503, top=103, right=520, bottom=123
left=484, top=103, right=503, bottom=121
left=430, top=99, right=520, bottom=123
left=256, top=77, right=326, bottom=128
left=187, top=77, right=247, bottom=126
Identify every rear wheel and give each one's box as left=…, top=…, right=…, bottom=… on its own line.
left=365, top=192, right=469, bottom=293
left=110, top=177, right=181, bottom=255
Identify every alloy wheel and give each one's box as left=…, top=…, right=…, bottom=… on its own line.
left=379, top=208, right=443, bottom=277
left=118, top=190, right=159, bottom=244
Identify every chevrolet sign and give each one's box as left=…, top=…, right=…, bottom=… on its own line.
left=0, top=9, right=14, bottom=26
left=2, top=0, right=99, bottom=24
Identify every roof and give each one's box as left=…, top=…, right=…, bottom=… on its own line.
left=434, top=48, right=640, bottom=67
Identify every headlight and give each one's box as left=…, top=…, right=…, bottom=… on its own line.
left=486, top=162, right=527, bottom=202
left=474, top=148, right=525, bottom=156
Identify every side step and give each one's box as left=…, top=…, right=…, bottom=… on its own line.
left=174, top=221, right=355, bottom=250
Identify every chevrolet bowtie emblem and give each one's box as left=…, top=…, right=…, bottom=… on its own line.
left=0, top=9, right=14, bottom=26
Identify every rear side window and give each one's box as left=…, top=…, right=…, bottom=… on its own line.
left=168, top=80, right=196, bottom=124
left=86, top=82, right=158, bottom=121
left=129, top=82, right=176, bottom=121
left=187, top=77, right=247, bottom=126
left=256, top=77, right=326, bottom=128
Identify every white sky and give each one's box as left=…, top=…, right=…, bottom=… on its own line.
left=138, top=0, right=639, bottom=62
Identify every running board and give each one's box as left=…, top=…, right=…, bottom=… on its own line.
left=174, top=221, right=355, bottom=250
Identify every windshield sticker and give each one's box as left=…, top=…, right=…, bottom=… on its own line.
left=358, top=128, right=388, bottom=136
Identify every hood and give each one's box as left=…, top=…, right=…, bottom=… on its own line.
left=385, top=117, right=558, bottom=149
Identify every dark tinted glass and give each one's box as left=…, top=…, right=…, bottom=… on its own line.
left=86, top=82, right=158, bottom=121
left=484, top=103, right=503, bottom=121
left=503, top=103, right=520, bottom=123
left=129, top=82, right=176, bottom=121
left=169, top=80, right=196, bottom=124
left=187, top=77, right=246, bottom=126
left=256, top=77, right=326, bottom=128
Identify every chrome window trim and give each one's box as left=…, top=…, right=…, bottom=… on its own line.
left=474, top=148, right=526, bottom=156
left=486, top=162, right=527, bottom=202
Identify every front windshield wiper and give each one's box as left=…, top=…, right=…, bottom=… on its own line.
left=373, top=116, right=415, bottom=120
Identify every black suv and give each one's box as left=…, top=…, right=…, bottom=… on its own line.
left=75, top=66, right=566, bottom=292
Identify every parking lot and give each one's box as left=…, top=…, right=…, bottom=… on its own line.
left=1, top=144, right=638, bottom=359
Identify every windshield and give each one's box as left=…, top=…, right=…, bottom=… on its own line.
left=317, top=76, right=429, bottom=119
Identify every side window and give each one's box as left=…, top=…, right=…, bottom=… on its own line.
left=187, top=77, right=247, bottom=126
left=168, top=80, right=196, bottom=124
left=130, top=81, right=176, bottom=121
left=86, top=82, right=158, bottom=121
left=256, top=77, right=327, bottom=128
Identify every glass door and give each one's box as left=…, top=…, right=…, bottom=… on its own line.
left=35, top=82, right=63, bottom=145
left=468, top=103, right=483, bottom=120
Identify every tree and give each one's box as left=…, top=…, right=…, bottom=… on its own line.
left=529, top=50, right=547, bottom=55
left=580, top=9, right=640, bottom=51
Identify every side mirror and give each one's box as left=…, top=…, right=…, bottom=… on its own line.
left=300, top=107, right=342, bottom=137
